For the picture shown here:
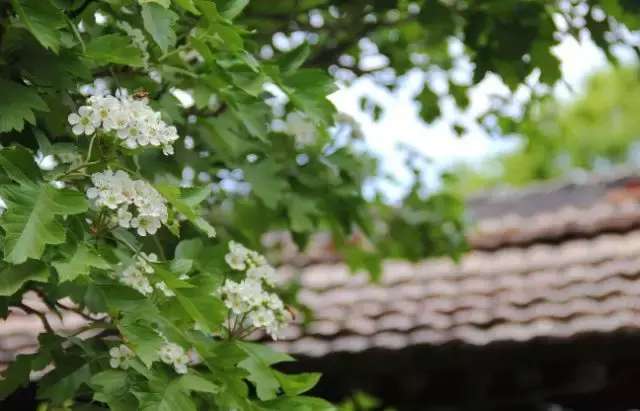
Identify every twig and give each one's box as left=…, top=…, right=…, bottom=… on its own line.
left=55, top=301, right=101, bottom=323
left=69, top=0, right=94, bottom=18
left=58, top=160, right=103, bottom=180
left=86, top=133, right=97, bottom=163
left=151, top=235, right=167, bottom=261
left=19, top=303, right=55, bottom=335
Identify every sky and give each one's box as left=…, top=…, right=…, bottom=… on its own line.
left=328, top=30, right=637, bottom=199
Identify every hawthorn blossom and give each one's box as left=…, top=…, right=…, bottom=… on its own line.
left=68, top=106, right=99, bottom=136
left=225, top=241, right=249, bottom=270
left=109, top=344, right=134, bottom=370
left=224, top=241, right=268, bottom=271
left=117, top=253, right=158, bottom=295
left=247, top=264, right=277, bottom=286
left=220, top=241, right=289, bottom=339
left=159, top=342, right=189, bottom=374
left=218, top=278, right=290, bottom=340
left=86, top=170, right=168, bottom=236
left=155, top=281, right=175, bottom=297
left=120, top=263, right=153, bottom=295
left=68, top=88, right=180, bottom=155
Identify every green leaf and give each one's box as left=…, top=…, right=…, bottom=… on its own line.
left=283, top=69, right=337, bottom=125
left=0, top=184, right=88, bottom=264
left=417, top=84, right=440, bottom=123
left=174, top=287, right=226, bottom=333
left=174, top=0, right=200, bottom=14
left=218, top=0, right=249, bottom=19
left=53, top=243, right=111, bottom=283
left=243, top=160, right=289, bottom=209
left=0, top=354, right=37, bottom=399
left=261, top=396, right=335, bottom=411
left=85, top=34, right=145, bottom=67
left=178, top=374, right=220, bottom=394
left=236, top=341, right=294, bottom=401
left=0, top=145, right=41, bottom=184
left=154, top=265, right=192, bottom=289
left=11, top=0, right=66, bottom=53
left=142, top=3, right=178, bottom=53
left=90, top=370, right=137, bottom=411
left=156, top=184, right=217, bottom=238
left=195, top=0, right=224, bottom=22
left=91, top=370, right=128, bottom=395
left=274, top=371, right=321, bottom=397
left=38, top=364, right=91, bottom=404
left=174, top=238, right=203, bottom=261
left=0, top=79, right=48, bottom=133
left=138, top=0, right=170, bottom=7
left=136, top=379, right=196, bottom=411
left=118, top=316, right=165, bottom=368
left=288, top=196, right=319, bottom=233
left=276, top=42, right=310, bottom=74
left=0, top=260, right=48, bottom=296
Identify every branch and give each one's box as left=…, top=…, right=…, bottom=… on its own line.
left=69, top=0, right=94, bottom=18
left=19, top=303, right=55, bottom=335
left=55, top=301, right=103, bottom=323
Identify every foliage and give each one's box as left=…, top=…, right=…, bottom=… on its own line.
left=4, top=0, right=637, bottom=408
left=446, top=67, right=640, bottom=194
left=0, top=0, right=450, bottom=408
left=238, top=0, right=640, bottom=126
left=337, top=391, right=396, bottom=411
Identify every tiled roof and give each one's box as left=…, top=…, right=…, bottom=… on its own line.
left=4, top=170, right=640, bottom=369
left=0, top=294, right=95, bottom=372
left=269, top=230, right=640, bottom=357
left=467, top=168, right=640, bottom=249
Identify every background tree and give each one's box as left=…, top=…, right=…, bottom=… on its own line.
left=239, top=0, right=640, bottom=125
left=446, top=67, right=640, bottom=194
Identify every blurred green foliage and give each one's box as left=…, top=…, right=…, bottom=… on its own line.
left=447, top=67, right=640, bottom=194
left=240, top=0, right=640, bottom=126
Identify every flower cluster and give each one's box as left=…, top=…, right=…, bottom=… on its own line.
left=117, top=252, right=175, bottom=298
left=109, top=344, right=134, bottom=370
left=159, top=342, right=189, bottom=374
left=119, top=252, right=157, bottom=295
left=219, top=242, right=289, bottom=339
left=87, top=170, right=168, bottom=236
left=68, top=89, right=179, bottom=155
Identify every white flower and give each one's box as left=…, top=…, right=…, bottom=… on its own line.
left=109, top=344, right=134, bottom=369
left=120, top=264, right=153, bottom=295
left=68, top=105, right=100, bottom=135
left=155, top=281, right=175, bottom=297
left=117, top=206, right=132, bottom=228
left=225, top=241, right=249, bottom=270
left=70, top=87, right=181, bottom=154
left=90, top=95, right=120, bottom=130
left=284, top=111, right=316, bottom=147
left=159, top=343, right=190, bottom=374
left=79, top=78, right=110, bottom=97
left=131, top=214, right=162, bottom=236
left=217, top=277, right=290, bottom=340
left=35, top=151, right=58, bottom=170
left=247, top=264, right=277, bottom=286
left=86, top=170, right=168, bottom=237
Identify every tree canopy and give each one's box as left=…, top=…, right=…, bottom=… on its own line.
left=239, top=0, right=640, bottom=126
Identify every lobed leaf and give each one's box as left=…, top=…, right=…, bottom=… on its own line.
left=0, top=184, right=88, bottom=264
